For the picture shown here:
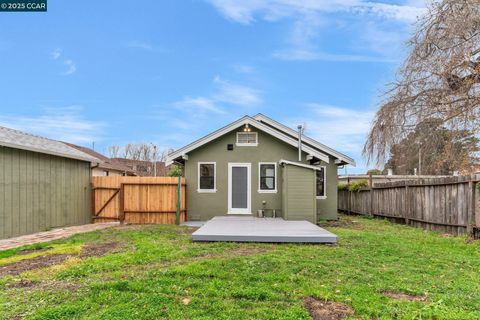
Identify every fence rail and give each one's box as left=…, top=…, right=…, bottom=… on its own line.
left=338, top=174, right=480, bottom=236
left=92, top=176, right=186, bottom=224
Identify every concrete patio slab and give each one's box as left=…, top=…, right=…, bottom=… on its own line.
left=192, top=216, right=337, bottom=243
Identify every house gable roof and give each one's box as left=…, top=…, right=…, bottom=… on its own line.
left=166, top=115, right=355, bottom=166
left=253, top=114, right=355, bottom=166
left=0, top=126, right=101, bottom=163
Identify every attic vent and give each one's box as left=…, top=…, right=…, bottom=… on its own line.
left=236, top=132, right=258, bottom=146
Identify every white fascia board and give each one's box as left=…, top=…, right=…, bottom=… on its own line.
left=166, top=116, right=330, bottom=164
left=279, top=159, right=323, bottom=171
left=253, top=114, right=356, bottom=166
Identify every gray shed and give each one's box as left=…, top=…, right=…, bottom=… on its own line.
left=0, top=126, right=100, bottom=239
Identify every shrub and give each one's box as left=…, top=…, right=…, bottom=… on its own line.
left=167, top=164, right=183, bottom=177
left=366, top=169, right=382, bottom=175
left=337, top=183, right=349, bottom=191
left=348, top=180, right=369, bottom=192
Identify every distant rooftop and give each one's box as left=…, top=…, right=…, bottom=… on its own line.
left=0, top=126, right=101, bottom=163
left=65, top=143, right=135, bottom=174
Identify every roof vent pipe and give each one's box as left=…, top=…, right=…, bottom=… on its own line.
left=297, top=124, right=304, bottom=161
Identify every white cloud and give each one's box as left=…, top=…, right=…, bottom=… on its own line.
left=173, top=76, right=261, bottom=115
left=174, top=96, right=226, bottom=114
left=0, top=106, right=106, bottom=144
left=125, top=40, right=166, bottom=53
left=287, top=103, right=374, bottom=171
left=63, top=59, right=77, bottom=75
left=207, top=0, right=426, bottom=24
left=213, top=76, right=262, bottom=106
left=207, top=0, right=427, bottom=62
left=50, top=48, right=77, bottom=75
left=233, top=64, right=255, bottom=73
left=273, top=48, right=396, bottom=62
left=51, top=48, right=62, bottom=60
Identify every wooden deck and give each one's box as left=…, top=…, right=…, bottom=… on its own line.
left=191, top=216, right=337, bottom=243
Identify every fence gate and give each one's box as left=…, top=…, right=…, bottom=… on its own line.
left=92, top=176, right=187, bottom=224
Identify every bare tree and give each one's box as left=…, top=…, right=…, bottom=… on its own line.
left=108, top=145, right=120, bottom=158
left=364, top=0, right=480, bottom=166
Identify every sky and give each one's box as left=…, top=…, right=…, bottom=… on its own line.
left=0, top=0, right=427, bottom=173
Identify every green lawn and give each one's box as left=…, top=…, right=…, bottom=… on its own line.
left=1, top=215, right=479, bottom=319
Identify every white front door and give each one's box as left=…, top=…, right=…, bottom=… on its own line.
left=228, top=163, right=251, bottom=214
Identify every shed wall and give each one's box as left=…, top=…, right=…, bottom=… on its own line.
left=0, top=146, right=91, bottom=239
left=282, top=165, right=316, bottom=223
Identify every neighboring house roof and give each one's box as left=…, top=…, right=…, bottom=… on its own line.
left=111, top=158, right=168, bottom=176
left=166, top=115, right=355, bottom=166
left=0, top=126, right=101, bottom=163
left=64, top=143, right=136, bottom=175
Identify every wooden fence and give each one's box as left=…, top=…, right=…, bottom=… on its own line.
left=338, top=174, right=480, bottom=236
left=91, top=176, right=186, bottom=224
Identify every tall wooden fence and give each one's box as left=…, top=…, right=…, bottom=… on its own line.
left=338, top=175, right=480, bottom=236
left=92, top=176, right=186, bottom=224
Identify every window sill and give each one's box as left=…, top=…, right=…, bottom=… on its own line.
left=316, top=196, right=327, bottom=200
left=258, top=190, right=277, bottom=194
left=236, top=143, right=258, bottom=147
left=197, top=189, right=217, bottom=193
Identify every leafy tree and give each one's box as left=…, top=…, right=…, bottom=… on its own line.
left=383, top=119, right=479, bottom=175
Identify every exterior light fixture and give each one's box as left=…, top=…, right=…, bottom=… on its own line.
left=243, top=124, right=251, bottom=132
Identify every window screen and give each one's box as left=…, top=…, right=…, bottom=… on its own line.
left=316, top=168, right=325, bottom=197
left=237, top=132, right=257, bottom=145
left=260, top=164, right=275, bottom=190
left=199, top=163, right=215, bottom=190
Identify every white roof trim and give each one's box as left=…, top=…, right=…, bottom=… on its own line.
left=254, top=114, right=356, bottom=166
left=166, top=116, right=330, bottom=165
left=279, top=159, right=323, bottom=171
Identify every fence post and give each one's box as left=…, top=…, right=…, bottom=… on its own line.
left=90, top=182, right=95, bottom=223
left=404, top=183, right=409, bottom=225
left=175, top=176, right=181, bottom=226
left=467, top=176, right=475, bottom=235
left=119, top=183, right=125, bottom=224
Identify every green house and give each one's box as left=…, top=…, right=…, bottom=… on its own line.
left=167, top=114, right=355, bottom=223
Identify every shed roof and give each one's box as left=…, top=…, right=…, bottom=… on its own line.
left=0, top=126, right=101, bottom=163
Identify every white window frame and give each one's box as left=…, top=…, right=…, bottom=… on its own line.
left=197, top=162, right=216, bottom=193
left=236, top=132, right=258, bottom=147
left=258, top=162, right=277, bottom=193
left=316, top=166, right=327, bottom=199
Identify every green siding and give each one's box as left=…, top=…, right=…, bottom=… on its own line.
left=282, top=165, right=316, bottom=223
left=0, top=146, right=92, bottom=239
left=184, top=125, right=338, bottom=221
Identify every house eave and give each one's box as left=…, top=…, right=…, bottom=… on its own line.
left=166, top=116, right=331, bottom=164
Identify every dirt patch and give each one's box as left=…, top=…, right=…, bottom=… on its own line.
left=228, top=246, right=269, bottom=256
left=7, top=279, right=37, bottom=288
left=319, top=218, right=361, bottom=229
left=0, top=254, right=72, bottom=277
left=382, top=290, right=427, bottom=301
left=175, top=227, right=198, bottom=234
left=79, top=242, right=121, bottom=258
left=16, top=247, right=52, bottom=256
left=304, top=297, right=354, bottom=320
